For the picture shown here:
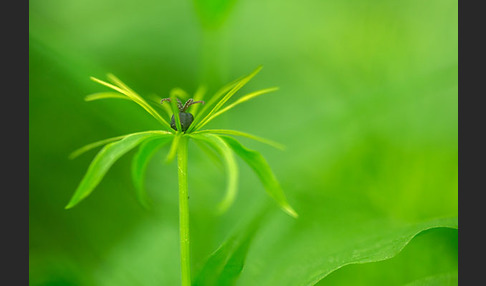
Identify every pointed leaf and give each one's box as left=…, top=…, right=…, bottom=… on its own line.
left=189, top=75, right=244, bottom=131
left=189, top=85, right=207, bottom=115
left=191, top=66, right=263, bottom=131
left=69, top=135, right=127, bottom=160
left=206, top=87, right=279, bottom=126
left=65, top=132, right=170, bottom=209
left=106, top=73, right=137, bottom=94
left=190, top=134, right=238, bottom=213
left=192, top=137, right=224, bottom=170
left=147, top=93, right=172, bottom=113
left=68, top=130, right=172, bottom=159
left=169, top=93, right=182, bottom=131
left=131, top=136, right=172, bottom=209
left=170, top=87, right=189, bottom=100
left=84, top=92, right=129, bottom=102
left=165, top=132, right=182, bottom=163
left=218, top=135, right=298, bottom=218
left=193, top=129, right=285, bottom=150
left=90, top=75, right=172, bottom=130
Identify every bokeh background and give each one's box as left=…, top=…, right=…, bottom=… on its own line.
left=29, top=0, right=458, bottom=285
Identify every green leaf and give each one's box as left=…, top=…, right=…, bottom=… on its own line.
left=148, top=93, right=173, bottom=116
left=187, top=77, right=243, bottom=132
left=65, top=132, right=170, bottom=209
left=165, top=132, right=182, bottom=163
left=69, top=135, right=127, bottom=160
left=218, top=135, right=298, bottom=218
left=84, top=92, right=129, bottom=101
left=237, top=215, right=457, bottom=285
left=207, top=87, right=279, bottom=124
left=68, top=130, right=172, bottom=159
left=131, top=137, right=172, bottom=209
left=169, top=93, right=182, bottom=132
left=170, top=87, right=189, bottom=100
left=190, top=134, right=238, bottom=213
left=193, top=129, right=285, bottom=150
left=191, top=66, right=263, bottom=131
left=193, top=204, right=271, bottom=286
left=90, top=75, right=172, bottom=130
left=192, top=136, right=224, bottom=170
left=189, top=85, right=207, bottom=115
left=403, top=272, right=458, bottom=286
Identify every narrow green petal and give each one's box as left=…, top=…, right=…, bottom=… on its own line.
left=218, top=135, right=298, bottom=218
left=188, top=85, right=207, bottom=115
left=170, top=87, right=189, bottom=100
left=165, top=132, right=182, bottom=163
left=190, top=76, right=243, bottom=129
left=106, top=73, right=137, bottom=94
left=191, top=66, right=263, bottom=131
left=90, top=75, right=172, bottom=130
left=68, top=130, right=172, bottom=159
left=192, top=137, right=224, bottom=170
left=65, top=132, right=170, bottom=209
left=84, top=92, right=129, bottom=101
left=148, top=93, right=173, bottom=118
left=169, top=93, right=182, bottom=132
left=190, top=134, right=238, bottom=214
left=107, top=73, right=171, bottom=129
left=193, top=129, right=285, bottom=150
left=131, top=137, right=172, bottom=209
left=69, top=135, right=127, bottom=160
left=90, top=76, right=127, bottom=95
left=204, top=87, right=279, bottom=127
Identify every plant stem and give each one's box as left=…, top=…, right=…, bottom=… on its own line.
left=177, top=136, right=191, bottom=286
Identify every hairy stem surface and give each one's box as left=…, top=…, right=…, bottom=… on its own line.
left=177, top=136, right=191, bottom=286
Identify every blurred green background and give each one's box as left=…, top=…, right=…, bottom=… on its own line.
left=29, top=0, right=457, bottom=285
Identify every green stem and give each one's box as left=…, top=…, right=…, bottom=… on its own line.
left=177, top=136, right=191, bottom=286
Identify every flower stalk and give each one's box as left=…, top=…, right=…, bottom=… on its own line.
left=177, top=136, right=191, bottom=285
left=65, top=67, right=298, bottom=286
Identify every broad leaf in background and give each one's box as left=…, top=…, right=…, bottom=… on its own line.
left=403, top=272, right=458, bottom=286
left=322, top=227, right=458, bottom=285
left=235, top=212, right=457, bottom=285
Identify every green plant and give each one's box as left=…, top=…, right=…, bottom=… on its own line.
left=65, top=66, right=297, bottom=285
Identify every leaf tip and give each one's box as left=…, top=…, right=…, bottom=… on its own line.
left=64, top=201, right=76, bottom=210
left=280, top=203, right=298, bottom=218
left=285, top=207, right=299, bottom=219
left=216, top=200, right=233, bottom=215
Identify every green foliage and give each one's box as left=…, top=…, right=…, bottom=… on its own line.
left=219, top=135, right=298, bottom=218
left=65, top=66, right=295, bottom=216
left=189, top=133, right=238, bottom=214
left=61, top=66, right=302, bottom=284
left=65, top=132, right=172, bottom=209
left=193, top=205, right=271, bottom=285
left=30, top=0, right=457, bottom=284
left=192, top=0, right=239, bottom=29
left=403, top=272, right=458, bottom=286
left=131, top=137, right=172, bottom=209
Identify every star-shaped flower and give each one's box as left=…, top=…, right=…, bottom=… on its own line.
left=65, top=66, right=297, bottom=218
